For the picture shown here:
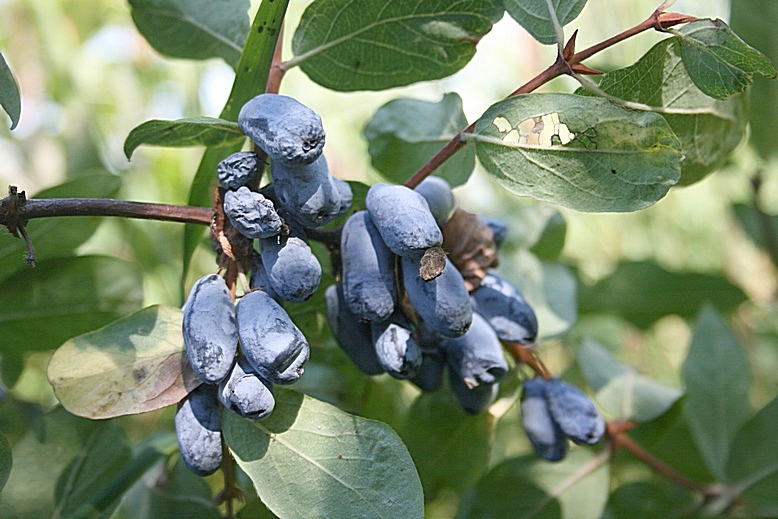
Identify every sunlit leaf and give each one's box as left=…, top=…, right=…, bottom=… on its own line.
left=291, top=0, right=504, bottom=91
left=577, top=340, right=683, bottom=422
left=580, top=38, right=748, bottom=185
left=503, top=0, right=587, bottom=45
left=128, top=0, right=250, bottom=69
left=0, top=407, right=132, bottom=519
left=224, top=388, right=424, bottom=519
left=0, top=51, right=20, bottom=130
left=673, top=19, right=776, bottom=100
left=577, top=261, right=747, bottom=328
left=401, top=387, right=493, bottom=501
left=726, top=396, right=778, bottom=516
left=0, top=256, right=143, bottom=353
left=471, top=93, right=682, bottom=212
left=183, top=0, right=289, bottom=293
left=0, top=173, right=121, bottom=282
left=48, top=305, right=200, bottom=419
left=682, top=306, right=752, bottom=480
left=364, top=93, right=474, bottom=186
left=124, top=117, right=245, bottom=160
left=458, top=449, right=610, bottom=519
left=731, top=0, right=778, bottom=158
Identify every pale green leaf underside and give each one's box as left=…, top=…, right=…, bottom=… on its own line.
left=503, top=0, right=587, bottom=45
left=124, top=117, right=245, bottom=159
left=0, top=51, right=21, bottom=130
left=471, top=93, right=682, bottom=212
left=48, top=305, right=200, bottom=419
left=582, top=38, right=747, bottom=186
left=291, top=0, right=504, bottom=91
left=674, top=18, right=777, bottom=101
left=128, top=0, right=250, bottom=69
left=224, top=388, right=424, bottom=519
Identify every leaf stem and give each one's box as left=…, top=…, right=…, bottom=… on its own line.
left=403, top=11, right=696, bottom=189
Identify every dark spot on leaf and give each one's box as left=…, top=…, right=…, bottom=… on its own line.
left=354, top=60, right=361, bottom=70
left=338, top=454, right=343, bottom=459
left=269, top=28, right=277, bottom=37
left=133, top=367, right=148, bottom=383
left=611, top=169, right=617, bottom=174
left=257, top=26, right=263, bottom=33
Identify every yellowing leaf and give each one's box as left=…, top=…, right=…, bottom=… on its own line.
left=48, top=305, right=200, bottom=419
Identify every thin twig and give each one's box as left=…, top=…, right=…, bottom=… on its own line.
left=15, top=197, right=213, bottom=225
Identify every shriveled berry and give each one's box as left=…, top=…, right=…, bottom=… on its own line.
left=224, top=187, right=283, bottom=240
left=217, top=151, right=259, bottom=190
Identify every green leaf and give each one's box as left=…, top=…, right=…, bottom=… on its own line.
left=726, top=396, right=778, bottom=515
left=470, top=93, right=682, bottom=212
left=0, top=407, right=132, bottom=519
left=291, top=0, right=504, bottom=91
left=128, top=0, right=250, bottom=69
left=731, top=0, right=778, bottom=158
left=123, top=117, right=245, bottom=160
left=0, top=434, right=10, bottom=492
left=182, top=0, right=289, bottom=294
left=530, top=210, right=567, bottom=261
left=0, top=173, right=121, bottom=282
left=364, top=93, right=475, bottom=187
left=673, top=19, right=777, bottom=101
left=580, top=38, right=748, bottom=185
left=0, top=256, right=143, bottom=353
left=682, top=306, right=752, bottom=480
left=224, top=388, right=424, bottom=519
left=401, top=387, right=494, bottom=500
left=577, top=340, right=683, bottom=422
left=0, top=51, right=21, bottom=130
left=119, top=442, right=220, bottom=519
left=577, top=261, right=747, bottom=329
left=503, top=0, right=586, bottom=45
left=47, top=305, right=200, bottom=419
left=605, top=481, right=698, bottom=519
left=457, top=449, right=610, bottom=519
left=732, top=203, right=778, bottom=249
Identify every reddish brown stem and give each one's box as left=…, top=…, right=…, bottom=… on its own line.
left=12, top=197, right=213, bottom=225
left=403, top=11, right=696, bottom=189
left=265, top=23, right=286, bottom=95
left=502, top=341, right=552, bottom=379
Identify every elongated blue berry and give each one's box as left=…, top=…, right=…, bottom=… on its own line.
left=218, top=355, right=275, bottom=420
left=470, top=270, right=538, bottom=345
left=341, top=210, right=397, bottom=322
left=260, top=234, right=321, bottom=303
left=366, top=183, right=442, bottom=258
left=545, top=378, right=605, bottom=445
left=414, top=176, right=455, bottom=227
left=325, top=284, right=384, bottom=375
left=175, top=384, right=223, bottom=476
left=182, top=274, right=238, bottom=384
left=448, top=368, right=499, bottom=415
left=272, top=155, right=343, bottom=228
left=238, top=94, right=324, bottom=166
left=237, top=290, right=309, bottom=385
left=445, top=312, right=508, bottom=389
left=371, top=311, right=422, bottom=379
left=521, top=378, right=567, bottom=462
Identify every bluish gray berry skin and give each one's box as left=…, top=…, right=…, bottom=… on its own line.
left=272, top=155, right=343, bottom=228
left=238, top=94, right=325, bottom=166
left=445, top=312, right=509, bottom=389
left=224, top=187, right=283, bottom=239
left=175, top=384, right=223, bottom=476
left=237, top=290, right=310, bottom=385
left=249, top=251, right=283, bottom=303
left=371, top=311, right=422, bottom=379
left=259, top=234, right=321, bottom=303
left=332, top=177, right=354, bottom=218
left=470, top=270, right=538, bottom=344
left=341, top=211, right=397, bottom=322
left=366, top=183, right=443, bottom=258
left=545, top=378, right=605, bottom=445
left=402, top=256, right=472, bottom=338
left=481, top=217, right=508, bottom=248
left=410, top=347, right=446, bottom=392
left=182, top=274, right=238, bottom=384
left=521, top=378, right=568, bottom=462
left=448, top=368, right=499, bottom=415
left=218, top=355, right=275, bottom=420
left=324, top=284, right=384, bottom=375
left=217, top=151, right=259, bottom=190
left=414, top=176, right=455, bottom=227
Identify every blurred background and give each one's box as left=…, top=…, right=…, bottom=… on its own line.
left=1, top=0, right=776, bottom=509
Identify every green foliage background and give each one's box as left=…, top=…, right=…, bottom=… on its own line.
left=1, top=0, right=777, bottom=517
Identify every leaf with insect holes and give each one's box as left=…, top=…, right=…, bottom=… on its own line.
left=48, top=305, right=201, bottom=419
left=470, top=93, right=682, bottom=212
left=673, top=19, right=776, bottom=100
